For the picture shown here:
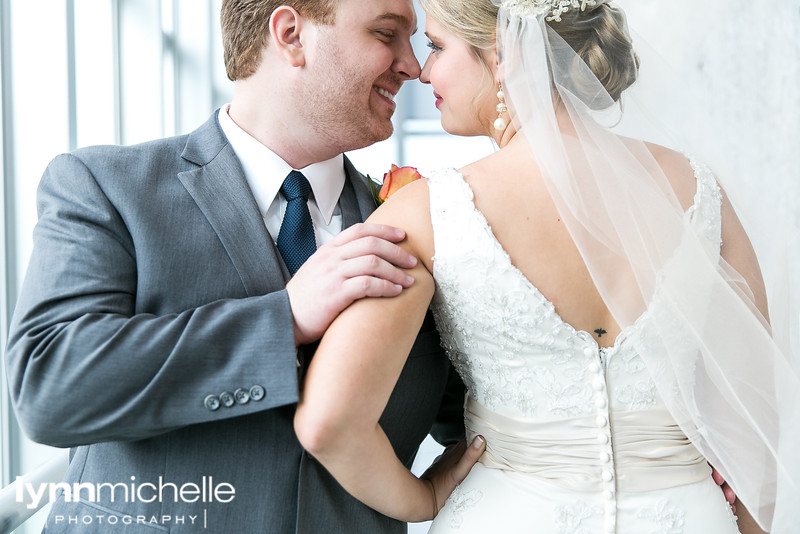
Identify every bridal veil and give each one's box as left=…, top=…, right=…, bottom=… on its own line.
left=491, top=0, right=799, bottom=530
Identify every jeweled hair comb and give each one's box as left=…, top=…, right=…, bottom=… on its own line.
left=501, top=0, right=598, bottom=21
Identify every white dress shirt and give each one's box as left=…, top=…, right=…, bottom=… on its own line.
left=217, top=105, right=345, bottom=247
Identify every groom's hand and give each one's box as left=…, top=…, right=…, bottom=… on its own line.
left=286, top=223, right=418, bottom=346
left=420, top=436, right=486, bottom=518
left=710, top=465, right=736, bottom=514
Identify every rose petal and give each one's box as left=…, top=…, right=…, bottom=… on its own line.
left=378, top=165, right=421, bottom=202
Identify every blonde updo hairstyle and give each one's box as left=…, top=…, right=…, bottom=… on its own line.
left=419, top=0, right=639, bottom=104
left=555, top=3, right=640, bottom=102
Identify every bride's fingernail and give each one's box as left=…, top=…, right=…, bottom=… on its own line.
left=471, top=436, right=485, bottom=449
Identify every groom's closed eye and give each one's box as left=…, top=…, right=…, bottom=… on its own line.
left=373, top=29, right=396, bottom=41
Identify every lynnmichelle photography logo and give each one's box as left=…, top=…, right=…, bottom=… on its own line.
left=16, top=476, right=235, bottom=529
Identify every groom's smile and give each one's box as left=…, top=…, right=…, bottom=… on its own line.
left=374, top=85, right=398, bottom=110
left=300, top=0, right=419, bottom=152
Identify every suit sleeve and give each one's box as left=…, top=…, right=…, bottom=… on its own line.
left=5, top=153, right=299, bottom=447
left=428, top=361, right=466, bottom=446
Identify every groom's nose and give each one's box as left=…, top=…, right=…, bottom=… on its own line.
left=393, top=38, right=422, bottom=81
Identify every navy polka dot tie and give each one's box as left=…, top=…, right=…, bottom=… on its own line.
left=276, top=171, right=317, bottom=275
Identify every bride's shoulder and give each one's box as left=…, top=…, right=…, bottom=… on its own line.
left=374, top=175, right=431, bottom=214
left=644, top=142, right=700, bottom=211
left=457, top=145, right=536, bottom=195
left=368, top=177, right=435, bottom=267
left=369, top=176, right=433, bottom=231
left=644, top=141, right=688, bottom=166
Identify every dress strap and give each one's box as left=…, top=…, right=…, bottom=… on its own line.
left=428, top=168, right=485, bottom=262
left=686, top=158, right=723, bottom=251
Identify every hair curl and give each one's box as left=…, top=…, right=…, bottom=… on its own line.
left=555, top=3, right=639, bottom=102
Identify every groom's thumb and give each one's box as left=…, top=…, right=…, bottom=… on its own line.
left=452, top=435, right=485, bottom=484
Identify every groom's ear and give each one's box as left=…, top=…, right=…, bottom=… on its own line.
left=269, top=6, right=307, bottom=67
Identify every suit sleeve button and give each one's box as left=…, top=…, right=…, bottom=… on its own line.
left=249, top=385, right=266, bottom=401
left=220, top=391, right=235, bottom=408
left=234, top=388, right=250, bottom=404
left=204, top=395, right=220, bottom=411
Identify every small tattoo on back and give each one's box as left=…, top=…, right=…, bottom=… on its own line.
left=594, top=328, right=607, bottom=338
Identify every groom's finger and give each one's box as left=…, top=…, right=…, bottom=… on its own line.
left=330, top=223, right=417, bottom=268
left=339, top=255, right=415, bottom=288
left=449, top=435, right=485, bottom=486
left=329, top=222, right=405, bottom=248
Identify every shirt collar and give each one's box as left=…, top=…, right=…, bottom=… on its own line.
left=217, top=105, right=345, bottom=224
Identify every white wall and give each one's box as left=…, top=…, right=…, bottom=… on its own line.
left=622, top=0, right=799, bottom=360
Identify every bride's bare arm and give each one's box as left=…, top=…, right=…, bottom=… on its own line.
left=717, top=188, right=769, bottom=534
left=294, top=180, right=484, bottom=521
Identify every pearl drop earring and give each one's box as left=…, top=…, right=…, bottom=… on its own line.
left=494, top=82, right=508, bottom=132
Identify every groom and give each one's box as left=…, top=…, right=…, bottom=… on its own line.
left=4, top=0, right=468, bottom=532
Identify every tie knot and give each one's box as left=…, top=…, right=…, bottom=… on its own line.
left=281, top=171, right=312, bottom=202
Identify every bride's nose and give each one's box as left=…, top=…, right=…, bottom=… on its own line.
left=420, top=55, right=433, bottom=84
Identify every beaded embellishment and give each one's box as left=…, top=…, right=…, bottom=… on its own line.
left=502, top=0, right=598, bottom=21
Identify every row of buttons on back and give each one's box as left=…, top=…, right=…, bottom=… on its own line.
left=204, top=385, right=266, bottom=411
left=585, top=345, right=617, bottom=533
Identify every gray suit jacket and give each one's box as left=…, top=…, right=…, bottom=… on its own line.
left=5, top=112, right=463, bottom=533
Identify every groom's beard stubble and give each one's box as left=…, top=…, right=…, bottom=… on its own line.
left=301, top=40, right=400, bottom=153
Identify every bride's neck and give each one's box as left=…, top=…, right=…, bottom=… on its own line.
left=493, top=122, right=517, bottom=148
left=492, top=107, right=580, bottom=150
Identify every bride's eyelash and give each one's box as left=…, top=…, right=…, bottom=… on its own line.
left=426, top=40, right=442, bottom=52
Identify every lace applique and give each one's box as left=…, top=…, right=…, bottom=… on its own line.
left=425, top=163, right=726, bottom=530
left=553, top=500, right=604, bottom=534
left=533, top=365, right=595, bottom=416
left=428, top=163, right=718, bottom=421
left=429, top=168, right=600, bottom=417
left=615, top=379, right=658, bottom=410
left=614, top=350, right=647, bottom=375
left=635, top=499, right=686, bottom=534
left=630, top=286, right=699, bottom=414
left=723, top=499, right=738, bottom=525
left=444, top=485, right=483, bottom=529
left=685, top=158, right=723, bottom=250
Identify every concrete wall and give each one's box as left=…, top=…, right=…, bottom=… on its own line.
left=624, top=0, right=799, bottom=208
left=623, top=0, right=799, bottom=358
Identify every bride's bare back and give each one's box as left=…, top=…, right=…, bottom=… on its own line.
left=412, top=136, right=700, bottom=347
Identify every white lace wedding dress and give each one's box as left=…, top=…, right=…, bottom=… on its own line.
left=426, top=164, right=741, bottom=533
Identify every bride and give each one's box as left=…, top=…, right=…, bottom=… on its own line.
left=295, top=0, right=799, bottom=532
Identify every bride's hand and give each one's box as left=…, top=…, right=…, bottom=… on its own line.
left=420, top=435, right=486, bottom=518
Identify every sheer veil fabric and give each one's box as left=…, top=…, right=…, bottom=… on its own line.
left=491, top=0, right=799, bottom=530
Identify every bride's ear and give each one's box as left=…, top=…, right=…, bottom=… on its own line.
left=486, top=43, right=503, bottom=84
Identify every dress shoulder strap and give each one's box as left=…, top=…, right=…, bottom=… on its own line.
left=428, top=168, right=483, bottom=259
left=686, top=158, right=723, bottom=251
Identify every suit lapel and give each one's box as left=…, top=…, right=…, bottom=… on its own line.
left=341, top=156, right=378, bottom=228
left=177, top=116, right=377, bottom=296
left=178, top=112, right=287, bottom=296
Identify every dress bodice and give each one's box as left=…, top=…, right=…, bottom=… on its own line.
left=429, top=160, right=722, bottom=421
left=427, top=162, right=735, bottom=533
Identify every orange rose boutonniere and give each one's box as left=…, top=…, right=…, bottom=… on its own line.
left=369, top=164, right=423, bottom=206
